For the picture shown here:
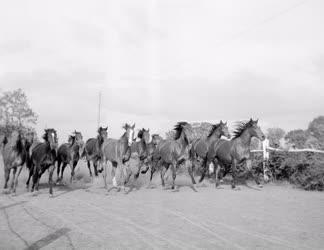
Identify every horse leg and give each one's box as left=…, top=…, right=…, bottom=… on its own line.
left=26, top=165, right=33, bottom=190
left=214, top=160, right=224, bottom=189
left=3, top=167, right=10, bottom=190
left=170, top=161, right=178, bottom=190
left=134, top=160, right=143, bottom=179
left=146, top=166, right=155, bottom=188
left=198, top=157, right=208, bottom=183
left=108, top=162, right=119, bottom=192
left=70, top=161, right=78, bottom=183
left=60, top=163, right=67, bottom=184
left=188, top=160, right=197, bottom=192
left=231, top=159, right=240, bottom=190
left=56, top=159, right=61, bottom=183
left=102, top=161, right=108, bottom=189
left=13, top=165, right=23, bottom=195
left=247, top=159, right=262, bottom=188
left=87, top=160, right=93, bottom=177
left=160, top=166, right=167, bottom=189
left=8, top=167, right=16, bottom=193
left=48, top=164, right=55, bottom=197
left=93, top=161, right=99, bottom=176
left=31, top=164, right=39, bottom=192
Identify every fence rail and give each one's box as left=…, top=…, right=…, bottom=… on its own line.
left=251, top=147, right=324, bottom=154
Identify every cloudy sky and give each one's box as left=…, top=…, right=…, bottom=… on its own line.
left=0, top=0, right=323, bottom=141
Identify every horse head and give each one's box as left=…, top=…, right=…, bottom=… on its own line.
left=247, top=119, right=265, bottom=141
left=138, top=128, right=150, bottom=144
left=219, top=120, right=231, bottom=139
left=174, top=122, right=194, bottom=144
left=151, top=134, right=162, bottom=146
left=123, top=123, right=135, bottom=146
left=97, top=126, right=108, bottom=144
left=73, top=130, right=84, bottom=146
left=43, top=128, right=58, bottom=150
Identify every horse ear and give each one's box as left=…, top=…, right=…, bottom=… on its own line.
left=132, top=123, right=135, bottom=129
left=220, top=120, right=223, bottom=124
left=255, top=119, right=259, bottom=124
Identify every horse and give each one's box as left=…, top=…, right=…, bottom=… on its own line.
left=101, top=123, right=135, bottom=191
left=82, top=126, right=108, bottom=178
left=1, top=130, right=32, bottom=194
left=153, top=122, right=195, bottom=191
left=127, top=128, right=150, bottom=180
left=56, top=131, right=84, bottom=183
left=28, top=128, right=58, bottom=196
left=139, top=134, right=163, bottom=182
left=204, top=119, right=265, bottom=190
left=190, top=121, right=230, bottom=181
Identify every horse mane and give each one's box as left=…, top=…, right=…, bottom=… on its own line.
left=174, top=122, right=189, bottom=140
left=68, top=135, right=76, bottom=145
left=137, top=128, right=145, bottom=139
left=232, top=120, right=254, bottom=139
left=207, top=123, right=221, bottom=138
left=15, top=133, right=24, bottom=154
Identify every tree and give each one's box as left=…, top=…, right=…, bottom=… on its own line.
left=307, top=116, right=324, bottom=149
left=267, top=127, right=285, bottom=148
left=0, top=89, right=37, bottom=135
left=284, top=129, right=308, bottom=149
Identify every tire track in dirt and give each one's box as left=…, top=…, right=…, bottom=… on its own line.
left=69, top=195, right=193, bottom=250
left=76, top=189, right=246, bottom=249
left=26, top=193, right=178, bottom=249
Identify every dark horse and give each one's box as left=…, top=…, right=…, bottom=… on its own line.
left=1, top=130, right=33, bottom=194
left=153, top=122, right=194, bottom=191
left=190, top=121, right=230, bottom=181
left=139, top=134, right=163, bottom=185
left=128, top=128, right=150, bottom=180
left=56, top=131, right=84, bottom=183
left=204, top=119, right=265, bottom=190
left=27, top=129, right=58, bottom=196
left=82, top=127, right=108, bottom=178
left=101, top=123, right=135, bottom=191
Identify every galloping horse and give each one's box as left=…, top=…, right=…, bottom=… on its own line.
left=101, top=123, right=135, bottom=191
left=190, top=121, right=230, bottom=181
left=129, top=128, right=150, bottom=179
left=204, top=119, right=265, bottom=190
left=1, top=130, right=32, bottom=194
left=28, top=129, right=58, bottom=196
left=56, top=131, right=84, bottom=183
left=154, top=122, right=194, bottom=190
left=82, top=127, right=108, bottom=178
left=140, top=134, right=163, bottom=184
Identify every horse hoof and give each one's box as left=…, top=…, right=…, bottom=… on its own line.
left=215, top=185, right=224, bottom=189
left=258, top=184, right=263, bottom=188
left=232, top=187, right=241, bottom=191
left=49, top=193, right=54, bottom=198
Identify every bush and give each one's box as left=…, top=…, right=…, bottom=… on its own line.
left=252, top=151, right=324, bottom=191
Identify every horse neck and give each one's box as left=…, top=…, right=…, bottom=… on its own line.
left=235, top=129, right=252, bottom=146
left=119, top=133, right=129, bottom=154
left=176, top=132, right=189, bottom=149
left=139, top=138, right=147, bottom=151
left=207, top=130, right=222, bottom=144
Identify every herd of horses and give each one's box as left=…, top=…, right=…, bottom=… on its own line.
left=1, top=119, right=268, bottom=197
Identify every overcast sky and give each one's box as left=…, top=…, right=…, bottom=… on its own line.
left=0, top=0, right=323, bottom=142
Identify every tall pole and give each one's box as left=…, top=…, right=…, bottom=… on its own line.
left=97, top=91, right=101, bottom=129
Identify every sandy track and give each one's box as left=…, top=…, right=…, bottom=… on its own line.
left=0, top=160, right=324, bottom=249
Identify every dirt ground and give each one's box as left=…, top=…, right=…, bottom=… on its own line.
left=1, top=157, right=324, bottom=250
